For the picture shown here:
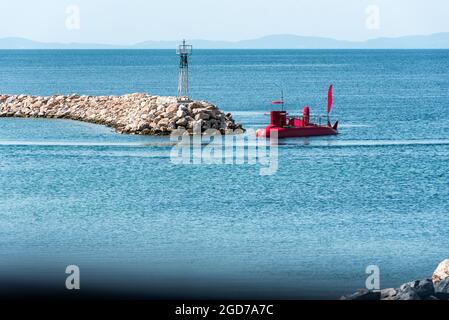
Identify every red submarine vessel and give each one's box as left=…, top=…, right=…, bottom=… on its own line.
left=256, top=85, right=339, bottom=138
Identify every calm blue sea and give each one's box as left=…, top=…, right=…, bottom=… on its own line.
left=1, top=50, right=449, bottom=298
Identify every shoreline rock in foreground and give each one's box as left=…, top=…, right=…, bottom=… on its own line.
left=341, top=259, right=449, bottom=300
left=0, top=93, right=244, bottom=135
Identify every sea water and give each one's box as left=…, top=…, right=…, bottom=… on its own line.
left=0, top=50, right=449, bottom=298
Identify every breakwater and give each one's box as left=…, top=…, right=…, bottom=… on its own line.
left=0, top=93, right=243, bottom=135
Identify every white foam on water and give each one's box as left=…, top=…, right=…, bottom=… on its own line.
left=2, top=138, right=449, bottom=150
left=228, top=63, right=347, bottom=68
left=338, top=124, right=373, bottom=128
left=81, top=151, right=171, bottom=158
left=0, top=140, right=176, bottom=147
left=228, top=111, right=267, bottom=117
left=283, top=139, right=449, bottom=148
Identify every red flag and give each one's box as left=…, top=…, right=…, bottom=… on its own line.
left=272, top=101, right=283, bottom=105
left=327, top=85, right=333, bottom=114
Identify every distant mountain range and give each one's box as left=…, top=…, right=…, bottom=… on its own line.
left=1, top=33, right=449, bottom=49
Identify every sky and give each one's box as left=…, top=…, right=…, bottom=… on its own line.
left=0, top=0, right=448, bottom=44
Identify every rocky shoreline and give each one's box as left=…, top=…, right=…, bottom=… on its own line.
left=341, top=260, right=449, bottom=300
left=0, top=93, right=244, bottom=135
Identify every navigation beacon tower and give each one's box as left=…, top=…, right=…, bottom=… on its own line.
left=176, top=40, right=193, bottom=102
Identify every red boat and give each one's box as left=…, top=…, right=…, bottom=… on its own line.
left=256, top=85, right=339, bottom=139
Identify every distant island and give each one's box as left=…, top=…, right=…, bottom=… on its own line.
left=1, top=33, right=449, bottom=49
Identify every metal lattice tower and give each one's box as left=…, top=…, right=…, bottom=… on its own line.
left=176, top=40, right=193, bottom=102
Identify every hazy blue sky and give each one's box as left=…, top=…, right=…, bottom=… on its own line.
left=0, top=0, right=448, bottom=43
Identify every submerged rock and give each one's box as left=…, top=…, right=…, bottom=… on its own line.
left=0, top=93, right=244, bottom=136
left=388, top=283, right=422, bottom=301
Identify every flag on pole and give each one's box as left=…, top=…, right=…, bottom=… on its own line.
left=328, top=85, right=333, bottom=114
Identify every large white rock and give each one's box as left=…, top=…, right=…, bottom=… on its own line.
left=432, top=259, right=449, bottom=283
left=177, top=109, right=187, bottom=118
left=166, top=104, right=178, bottom=114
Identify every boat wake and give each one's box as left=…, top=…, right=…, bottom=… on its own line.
left=0, top=140, right=176, bottom=147
left=2, top=138, right=449, bottom=150
left=281, top=139, right=449, bottom=148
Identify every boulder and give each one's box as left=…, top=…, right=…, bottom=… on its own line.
left=176, top=117, right=188, bottom=127
left=432, top=259, right=449, bottom=283
left=6, top=96, right=15, bottom=103
left=399, top=279, right=434, bottom=299
left=395, top=287, right=421, bottom=300
left=380, top=285, right=421, bottom=300
left=380, top=288, right=398, bottom=300
left=435, top=278, right=449, bottom=300
left=157, top=118, right=170, bottom=127
left=369, top=280, right=433, bottom=301
left=178, top=104, right=188, bottom=112
left=138, top=122, right=150, bottom=131
left=189, top=102, right=204, bottom=109
left=201, top=120, right=211, bottom=130
left=195, top=112, right=210, bottom=121
left=177, top=109, right=187, bottom=118
left=166, top=104, right=178, bottom=114
left=340, top=289, right=380, bottom=301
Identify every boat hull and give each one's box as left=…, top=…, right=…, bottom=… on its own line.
left=256, top=125, right=338, bottom=138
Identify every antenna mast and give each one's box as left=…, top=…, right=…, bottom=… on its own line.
left=176, top=39, right=193, bottom=102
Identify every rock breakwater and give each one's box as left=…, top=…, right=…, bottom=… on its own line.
left=0, top=93, right=244, bottom=135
